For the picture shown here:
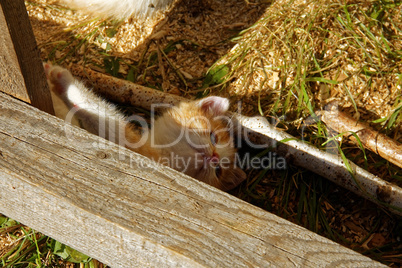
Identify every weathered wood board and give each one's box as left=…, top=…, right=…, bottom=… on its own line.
left=0, top=0, right=54, bottom=114
left=0, top=92, right=385, bottom=267
left=0, top=2, right=27, bottom=102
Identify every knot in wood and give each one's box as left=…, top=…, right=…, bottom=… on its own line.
left=96, top=151, right=109, bottom=159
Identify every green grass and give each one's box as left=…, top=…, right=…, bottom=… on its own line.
left=0, top=216, right=103, bottom=267
left=214, top=0, right=401, bottom=121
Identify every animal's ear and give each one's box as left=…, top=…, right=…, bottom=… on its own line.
left=221, top=167, right=247, bottom=191
left=198, top=96, right=229, bottom=116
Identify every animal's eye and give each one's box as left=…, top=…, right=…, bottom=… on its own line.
left=215, top=165, right=222, bottom=178
left=210, top=131, right=218, bottom=145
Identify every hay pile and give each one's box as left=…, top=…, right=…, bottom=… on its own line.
left=27, top=0, right=269, bottom=93
left=219, top=0, right=401, bottom=132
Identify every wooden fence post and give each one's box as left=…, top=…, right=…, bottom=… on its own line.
left=0, top=0, right=54, bottom=114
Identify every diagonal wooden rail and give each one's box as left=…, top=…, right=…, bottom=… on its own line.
left=0, top=0, right=54, bottom=115
left=0, top=92, right=385, bottom=267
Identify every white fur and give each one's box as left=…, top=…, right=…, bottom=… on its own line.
left=61, top=0, right=175, bottom=18
left=67, top=80, right=127, bottom=144
left=45, top=64, right=127, bottom=145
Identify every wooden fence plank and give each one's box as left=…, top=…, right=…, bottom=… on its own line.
left=0, top=0, right=54, bottom=114
left=0, top=92, right=385, bottom=267
left=0, top=3, right=28, bottom=103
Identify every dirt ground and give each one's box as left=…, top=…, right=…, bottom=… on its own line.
left=3, top=0, right=400, bottom=266
left=27, top=0, right=270, bottom=94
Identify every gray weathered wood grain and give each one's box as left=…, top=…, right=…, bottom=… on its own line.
left=0, top=92, right=385, bottom=267
left=0, top=2, right=28, bottom=103
left=0, top=0, right=54, bottom=114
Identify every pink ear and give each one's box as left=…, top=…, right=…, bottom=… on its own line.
left=198, top=96, right=229, bottom=116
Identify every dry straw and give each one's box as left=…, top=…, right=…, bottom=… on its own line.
left=217, top=0, right=401, bottom=125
